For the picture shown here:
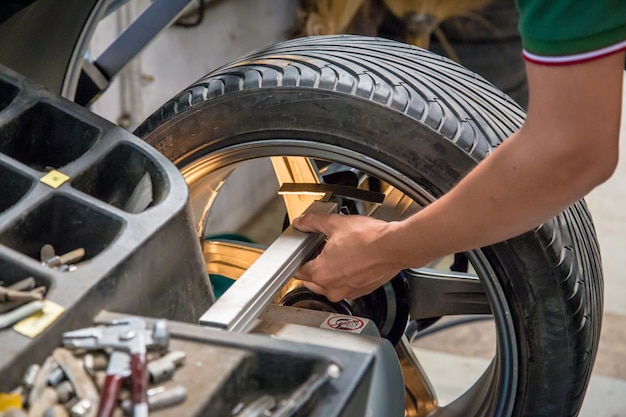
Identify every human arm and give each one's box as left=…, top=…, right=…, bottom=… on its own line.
left=294, top=52, right=625, bottom=302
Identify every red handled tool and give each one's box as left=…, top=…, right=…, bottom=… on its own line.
left=63, top=318, right=168, bottom=417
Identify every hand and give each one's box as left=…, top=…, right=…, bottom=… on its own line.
left=293, top=213, right=404, bottom=302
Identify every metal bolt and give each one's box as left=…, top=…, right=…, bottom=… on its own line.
left=152, top=320, right=169, bottom=348
left=148, top=351, right=186, bottom=383
left=47, top=367, right=65, bottom=386
left=0, top=301, right=45, bottom=329
left=70, top=399, right=92, bottom=417
left=119, top=330, right=136, bottom=341
left=43, top=404, right=70, bottom=417
left=55, top=380, right=74, bottom=403
left=21, top=363, right=40, bottom=407
left=120, top=385, right=187, bottom=415
left=22, top=363, right=40, bottom=388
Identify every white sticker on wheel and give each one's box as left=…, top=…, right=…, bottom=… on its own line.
left=321, top=314, right=366, bottom=333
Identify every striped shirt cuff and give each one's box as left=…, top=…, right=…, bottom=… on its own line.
left=522, top=39, right=626, bottom=66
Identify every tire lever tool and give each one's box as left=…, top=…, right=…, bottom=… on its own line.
left=62, top=317, right=169, bottom=417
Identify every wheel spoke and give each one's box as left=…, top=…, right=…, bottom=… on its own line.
left=405, top=268, right=491, bottom=320
left=395, top=336, right=438, bottom=417
left=270, top=156, right=323, bottom=222
left=368, top=185, right=421, bottom=221
left=182, top=164, right=233, bottom=237
left=203, top=240, right=263, bottom=279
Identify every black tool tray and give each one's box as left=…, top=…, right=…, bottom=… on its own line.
left=90, top=312, right=372, bottom=417
left=0, top=63, right=213, bottom=389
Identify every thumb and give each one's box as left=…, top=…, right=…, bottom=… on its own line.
left=292, top=213, right=335, bottom=236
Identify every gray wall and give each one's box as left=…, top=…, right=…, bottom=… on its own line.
left=90, top=0, right=298, bottom=234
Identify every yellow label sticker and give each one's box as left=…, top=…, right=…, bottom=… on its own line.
left=40, top=170, right=70, bottom=189
left=0, top=393, right=22, bottom=412
left=13, top=300, right=65, bottom=338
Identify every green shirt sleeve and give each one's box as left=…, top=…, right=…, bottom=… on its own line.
left=516, top=0, right=626, bottom=56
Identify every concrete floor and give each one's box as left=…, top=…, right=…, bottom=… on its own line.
left=238, top=75, right=626, bottom=415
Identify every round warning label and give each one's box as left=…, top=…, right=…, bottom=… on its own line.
left=321, top=314, right=365, bottom=333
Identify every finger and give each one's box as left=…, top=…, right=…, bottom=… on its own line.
left=296, top=255, right=333, bottom=287
left=293, top=270, right=308, bottom=282
left=304, top=278, right=385, bottom=302
left=302, top=281, right=347, bottom=303
left=292, top=213, right=340, bottom=236
left=294, top=259, right=316, bottom=282
left=302, top=281, right=326, bottom=295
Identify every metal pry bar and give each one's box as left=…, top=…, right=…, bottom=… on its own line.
left=199, top=199, right=338, bottom=332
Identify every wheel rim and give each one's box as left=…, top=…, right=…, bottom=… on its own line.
left=179, top=139, right=518, bottom=417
